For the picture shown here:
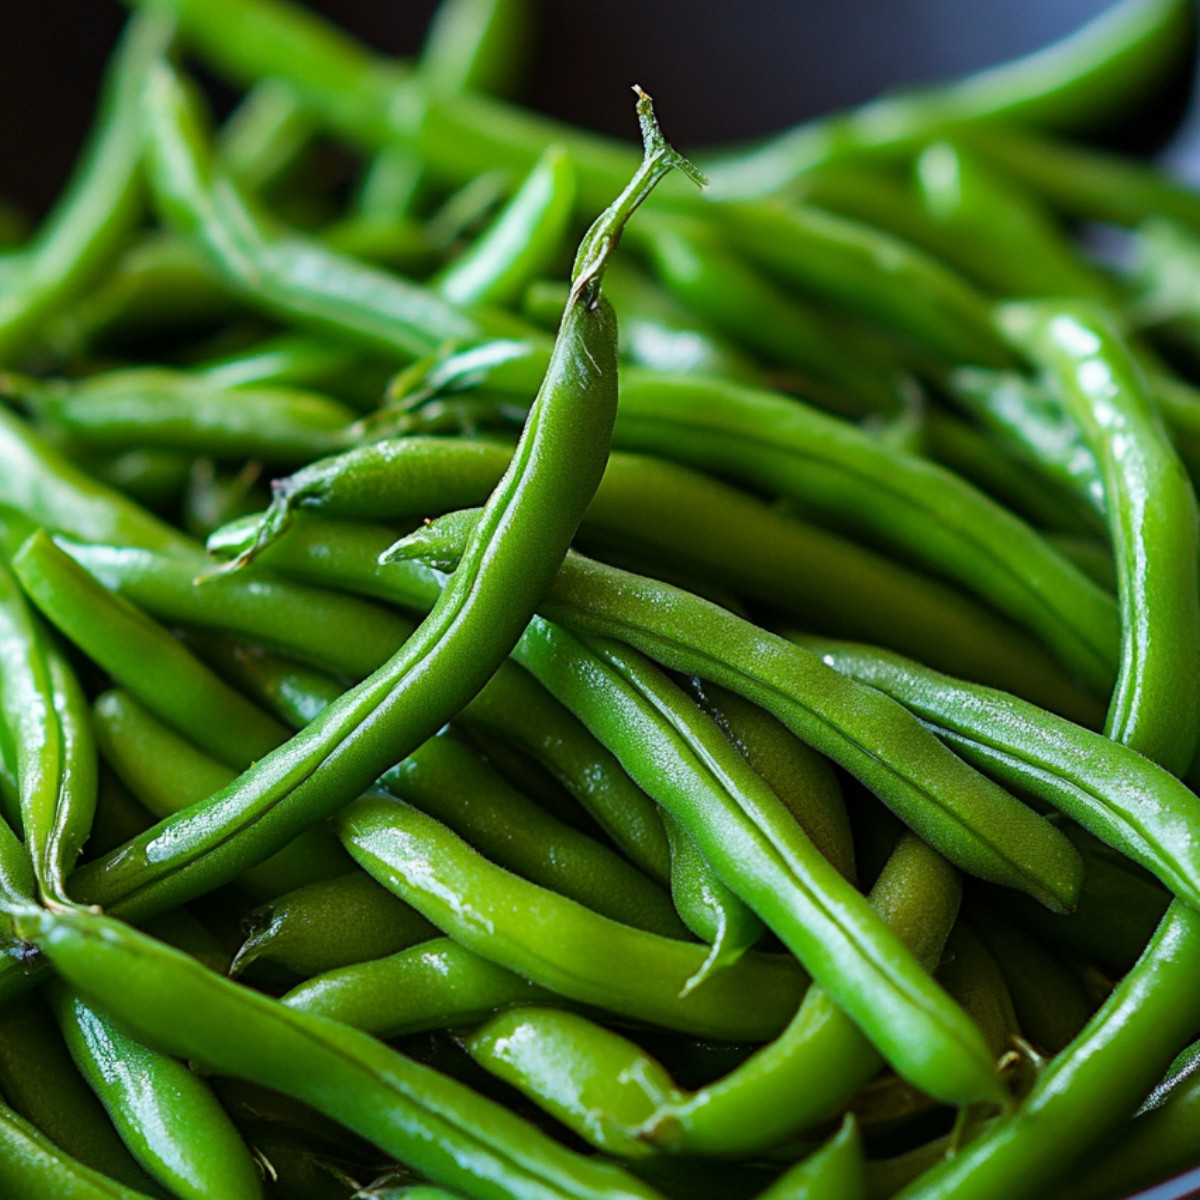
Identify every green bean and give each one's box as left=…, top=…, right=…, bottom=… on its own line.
left=1058, top=1042, right=1200, bottom=1199
left=284, top=936, right=549, bottom=1038
left=962, top=123, right=1200, bottom=230
left=51, top=983, right=264, bottom=1200
left=217, top=79, right=315, bottom=195
left=393, top=523, right=1084, bottom=917
left=196, top=332, right=367, bottom=394
left=0, top=1096, right=159, bottom=1200
left=649, top=833, right=964, bottom=1156
left=233, top=871, right=437, bottom=978
left=711, top=200, right=1011, bottom=366
left=67, top=94, right=696, bottom=926
left=0, top=408, right=196, bottom=556
left=379, top=729, right=685, bottom=937
left=658, top=812, right=765, bottom=980
left=892, top=902, right=1200, bottom=1200
left=969, top=909, right=1094, bottom=1055
left=187, top=626, right=674, bottom=896
left=463, top=1007, right=683, bottom=1158
left=937, top=923, right=1020, bottom=1062
left=631, top=213, right=903, bottom=412
left=502, top=622, right=1004, bottom=1098
left=796, top=639, right=1200, bottom=911
left=218, top=438, right=1096, bottom=718
left=0, top=13, right=175, bottom=362
left=991, top=826, right=1170, bottom=976
left=611, top=370, right=1119, bottom=694
left=755, top=1116, right=863, bottom=1200
left=52, top=232, right=237, bottom=357
left=468, top=842, right=945, bottom=1159
left=452, top=662, right=672, bottom=883
left=143, top=60, right=532, bottom=365
left=921, top=409, right=1100, bottom=540
left=942, top=366, right=1105, bottom=518
left=20, top=907, right=671, bottom=1200
left=14, top=531, right=288, bottom=770
left=0, top=992, right=159, bottom=1192
left=913, top=141, right=1119, bottom=301
left=54, top=537, right=410, bottom=678
left=1001, top=300, right=1200, bottom=773
left=420, top=0, right=531, bottom=98
left=433, top=147, right=575, bottom=309
left=25, top=368, right=357, bottom=465
left=337, top=791, right=804, bottom=1041
left=588, top=261, right=768, bottom=383
left=92, top=690, right=351, bottom=900
left=0, top=558, right=96, bottom=905
left=685, top=679, right=855, bottom=882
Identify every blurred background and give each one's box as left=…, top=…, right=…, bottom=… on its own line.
left=1, top=0, right=1196, bottom=218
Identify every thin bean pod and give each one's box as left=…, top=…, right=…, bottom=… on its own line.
left=1001, top=300, right=1200, bottom=773
left=796, top=639, right=1200, bottom=911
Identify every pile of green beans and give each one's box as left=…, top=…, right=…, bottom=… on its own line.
left=4, top=0, right=1200, bottom=1195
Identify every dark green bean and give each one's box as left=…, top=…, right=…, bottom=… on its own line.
left=233, top=871, right=437, bottom=978
left=1001, top=300, right=1200, bottom=773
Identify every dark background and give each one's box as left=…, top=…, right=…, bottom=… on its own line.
left=2, top=0, right=1198, bottom=218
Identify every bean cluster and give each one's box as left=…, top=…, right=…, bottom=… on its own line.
left=1, top=0, right=1200, bottom=1197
